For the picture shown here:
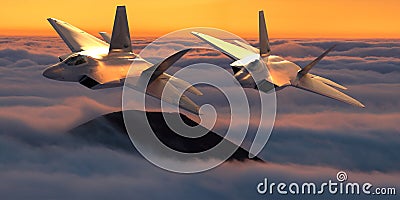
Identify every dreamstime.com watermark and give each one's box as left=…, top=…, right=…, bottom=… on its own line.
left=257, top=171, right=396, bottom=196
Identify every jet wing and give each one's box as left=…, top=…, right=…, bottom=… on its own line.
left=191, top=32, right=255, bottom=60
left=141, top=49, right=191, bottom=83
left=91, top=75, right=201, bottom=114
left=139, top=49, right=203, bottom=96
left=309, top=74, right=347, bottom=90
left=138, top=49, right=202, bottom=114
left=47, top=18, right=108, bottom=52
left=296, top=74, right=365, bottom=108
left=146, top=78, right=201, bottom=115
left=234, top=40, right=259, bottom=54
left=158, top=74, right=203, bottom=96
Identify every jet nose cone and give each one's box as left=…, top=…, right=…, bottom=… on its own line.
left=42, top=68, right=52, bottom=78
left=42, top=67, right=57, bottom=79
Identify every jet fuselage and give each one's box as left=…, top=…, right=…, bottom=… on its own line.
left=43, top=50, right=153, bottom=84
left=233, top=55, right=301, bottom=91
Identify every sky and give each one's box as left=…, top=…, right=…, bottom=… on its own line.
left=1, top=0, right=400, bottom=38
left=0, top=36, right=399, bottom=199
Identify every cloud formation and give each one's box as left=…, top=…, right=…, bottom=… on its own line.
left=0, top=36, right=399, bottom=199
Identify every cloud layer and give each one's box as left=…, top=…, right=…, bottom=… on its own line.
left=0, top=36, right=399, bottom=199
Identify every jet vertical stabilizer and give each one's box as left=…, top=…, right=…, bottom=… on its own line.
left=109, top=6, right=132, bottom=53
left=99, top=32, right=111, bottom=43
left=297, top=45, right=336, bottom=79
left=259, top=11, right=271, bottom=57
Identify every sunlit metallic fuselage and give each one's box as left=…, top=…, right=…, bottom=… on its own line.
left=43, top=50, right=152, bottom=84
left=233, top=55, right=301, bottom=91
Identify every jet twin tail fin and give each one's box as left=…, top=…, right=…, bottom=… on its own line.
left=298, top=45, right=337, bottom=78
left=109, top=6, right=133, bottom=53
left=259, top=11, right=271, bottom=57
left=99, top=32, right=111, bottom=43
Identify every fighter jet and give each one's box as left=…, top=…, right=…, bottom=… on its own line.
left=191, top=11, right=365, bottom=108
left=43, top=6, right=202, bottom=114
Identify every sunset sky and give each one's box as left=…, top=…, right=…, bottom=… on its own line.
left=1, top=0, right=400, bottom=38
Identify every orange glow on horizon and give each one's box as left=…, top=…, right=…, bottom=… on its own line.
left=0, top=0, right=399, bottom=39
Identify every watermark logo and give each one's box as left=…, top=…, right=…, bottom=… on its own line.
left=257, top=171, right=396, bottom=196
left=122, top=28, right=277, bottom=173
left=336, top=171, right=348, bottom=182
